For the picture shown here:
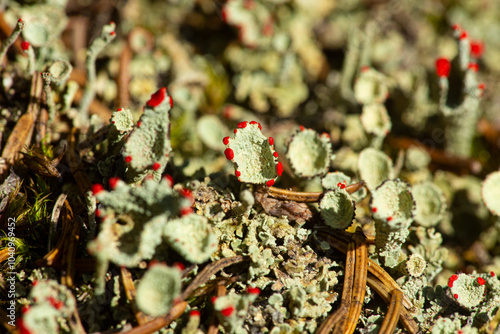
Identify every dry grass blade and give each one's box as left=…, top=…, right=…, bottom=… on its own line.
left=266, top=182, right=364, bottom=203
left=122, top=301, right=188, bottom=334
left=378, top=289, right=403, bottom=334
left=366, top=274, right=418, bottom=334
left=179, top=255, right=247, bottom=301
left=61, top=215, right=82, bottom=288
left=121, top=267, right=152, bottom=325
left=344, top=229, right=368, bottom=334
left=316, top=241, right=356, bottom=334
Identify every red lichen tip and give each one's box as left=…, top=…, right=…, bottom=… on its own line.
left=137, top=121, right=142, bottom=127
left=258, top=123, right=262, bottom=130
left=110, top=31, right=116, bottom=36
left=361, top=65, right=370, bottom=72
left=454, top=293, right=458, bottom=298
left=224, top=148, right=234, bottom=160
left=169, top=96, right=173, bottom=109
left=180, top=207, right=193, bottom=216
left=387, top=216, right=393, bottom=222
left=179, top=188, right=192, bottom=198
left=211, top=296, right=217, bottom=303
left=491, top=271, right=495, bottom=277
left=190, top=310, right=201, bottom=317
left=337, top=182, right=346, bottom=189
left=273, top=152, right=278, bottom=158
left=221, top=306, right=235, bottom=317
left=269, top=137, right=274, bottom=146
left=448, top=274, right=458, bottom=287
left=92, top=183, right=105, bottom=195
left=164, top=174, right=174, bottom=187
left=247, top=287, right=261, bottom=295
left=21, top=306, right=30, bottom=314
left=459, top=31, right=468, bottom=40
left=21, top=41, right=30, bottom=51
left=478, top=83, right=485, bottom=90
left=96, top=209, right=102, bottom=217
left=235, top=170, right=241, bottom=177
left=371, top=207, right=377, bottom=213
left=152, top=162, right=161, bottom=171
left=173, top=262, right=185, bottom=271
left=223, top=136, right=230, bottom=145
left=452, top=23, right=461, bottom=31
left=470, top=40, right=485, bottom=58
left=477, top=277, right=486, bottom=286
left=277, top=162, right=283, bottom=177
left=266, top=179, right=275, bottom=187
left=125, top=155, right=133, bottom=163
left=250, top=121, right=258, bottom=125
left=18, top=18, right=23, bottom=23
left=117, top=108, right=123, bottom=111
left=468, top=62, right=479, bottom=72
left=435, top=58, right=451, bottom=77
left=146, top=87, right=167, bottom=108
left=234, top=129, right=238, bottom=134
left=299, top=125, right=305, bottom=131
left=109, top=177, right=120, bottom=189
left=237, top=121, right=248, bottom=128
left=47, top=297, right=63, bottom=310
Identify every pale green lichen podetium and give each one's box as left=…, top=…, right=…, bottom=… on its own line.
left=135, top=263, right=182, bottom=317
left=0, top=18, right=24, bottom=62
left=358, top=147, right=394, bottom=192
left=436, top=25, right=485, bottom=158
left=319, top=187, right=355, bottom=230
left=412, top=181, right=447, bottom=228
left=123, top=87, right=173, bottom=183
left=223, top=121, right=281, bottom=187
left=370, top=179, right=415, bottom=268
left=286, top=126, right=333, bottom=178
left=481, top=171, right=500, bottom=216
left=108, top=108, right=134, bottom=155
left=79, top=22, right=116, bottom=126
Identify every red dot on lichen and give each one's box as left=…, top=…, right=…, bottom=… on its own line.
left=190, top=310, right=201, bottom=317
left=137, top=121, right=142, bottom=127
left=221, top=8, right=228, bottom=22
left=371, top=207, right=377, bottom=213
left=147, top=87, right=167, bottom=108
left=454, top=294, right=458, bottom=299
left=299, top=125, right=305, bottom=131
left=18, top=18, right=23, bottom=23
left=277, top=162, right=283, bottom=177
left=269, top=137, right=274, bottom=146
left=235, top=170, right=241, bottom=177
left=164, top=174, right=174, bottom=187
left=221, top=306, right=235, bottom=317
left=468, top=62, right=479, bottom=72
left=247, top=287, right=261, bottom=295
left=435, top=58, right=451, bottom=77
left=110, top=31, right=116, bottom=36
left=224, top=148, right=234, bottom=160
left=250, top=121, right=258, bottom=125
left=180, top=207, right=193, bottom=216
left=387, top=216, right=393, bottom=222
left=258, top=123, right=262, bottom=130
left=169, top=96, right=173, bottom=109
left=92, top=183, right=104, bottom=195
left=109, top=177, right=120, bottom=189
left=21, top=41, right=30, bottom=50
left=179, top=188, right=192, bottom=198
left=491, top=271, right=495, bottom=277
left=223, top=136, right=230, bottom=145
left=223, top=106, right=233, bottom=118
left=96, top=209, right=102, bottom=217
left=237, top=121, right=248, bottom=128
left=152, top=162, right=161, bottom=171
left=478, top=83, right=485, bottom=90
left=125, top=156, right=133, bottom=163
left=361, top=65, right=370, bottom=72
left=266, top=179, right=275, bottom=187
left=21, top=306, right=30, bottom=314
left=477, top=277, right=486, bottom=285
left=117, top=108, right=123, bottom=111
left=459, top=31, right=468, bottom=40
left=273, top=152, right=278, bottom=158
left=234, top=129, right=238, bottom=134
left=452, top=24, right=461, bottom=31
left=470, top=40, right=484, bottom=58
left=211, top=296, right=217, bottom=303
left=173, top=262, right=185, bottom=271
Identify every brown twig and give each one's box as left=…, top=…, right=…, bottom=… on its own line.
left=207, top=284, right=227, bottom=334
left=386, top=135, right=482, bottom=175
left=179, top=255, right=248, bottom=301
left=121, top=301, right=188, bottom=334
left=60, top=215, right=82, bottom=289
left=121, top=267, right=152, bottom=325
left=378, top=288, right=403, bottom=334
left=117, top=41, right=132, bottom=108
left=316, top=241, right=355, bottom=334
left=266, top=181, right=365, bottom=203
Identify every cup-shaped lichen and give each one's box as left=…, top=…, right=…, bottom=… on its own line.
left=353, top=67, right=390, bottom=105
left=123, top=87, right=173, bottom=183
left=448, top=273, right=485, bottom=309
left=223, top=121, right=280, bottom=186
left=482, top=171, right=500, bottom=216
left=163, top=213, right=218, bottom=264
left=135, top=264, right=182, bottom=317
left=404, top=253, right=427, bottom=277
left=412, top=181, right=447, bottom=228
left=109, top=108, right=134, bottom=154
left=358, top=148, right=393, bottom=191
left=370, top=179, right=415, bottom=268
left=286, top=127, right=333, bottom=178
left=322, top=171, right=367, bottom=202
left=319, top=188, right=355, bottom=230
left=360, top=103, right=392, bottom=138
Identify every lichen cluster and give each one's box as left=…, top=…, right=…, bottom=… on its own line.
left=1, top=0, right=500, bottom=333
